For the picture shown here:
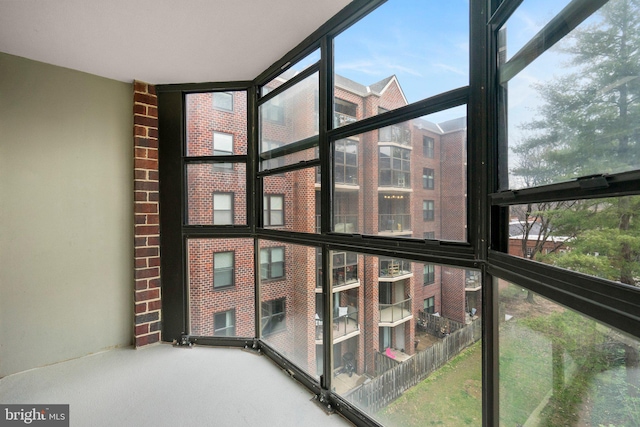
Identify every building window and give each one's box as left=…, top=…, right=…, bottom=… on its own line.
left=423, top=136, right=434, bottom=158
left=332, top=252, right=358, bottom=286
left=261, top=298, right=286, bottom=336
left=335, top=140, right=358, bottom=184
left=213, top=131, right=233, bottom=156
left=212, top=92, right=233, bottom=112
left=334, top=98, right=357, bottom=127
left=424, top=231, right=435, bottom=239
left=213, top=251, right=234, bottom=289
left=424, top=264, right=435, bottom=285
left=423, top=297, right=435, bottom=314
left=422, top=168, right=435, bottom=189
left=264, top=194, right=284, bottom=226
left=423, top=200, right=434, bottom=221
left=379, top=146, right=410, bottom=187
left=214, top=309, right=235, bottom=336
left=260, top=247, right=285, bottom=280
left=212, top=193, right=233, bottom=225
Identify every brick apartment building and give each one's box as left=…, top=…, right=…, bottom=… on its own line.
left=183, top=73, right=481, bottom=379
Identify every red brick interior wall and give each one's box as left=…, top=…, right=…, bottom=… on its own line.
left=133, top=81, right=161, bottom=347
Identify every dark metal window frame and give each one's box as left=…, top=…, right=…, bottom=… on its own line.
left=157, top=1, right=640, bottom=426
left=261, top=297, right=286, bottom=336
left=422, top=200, right=434, bottom=221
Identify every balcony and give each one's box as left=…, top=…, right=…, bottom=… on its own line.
left=315, top=307, right=360, bottom=344
left=378, top=214, right=411, bottom=234
left=379, top=259, right=412, bottom=280
left=379, top=298, right=413, bottom=326
left=378, top=124, right=411, bottom=146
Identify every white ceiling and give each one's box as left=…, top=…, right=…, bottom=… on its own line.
left=0, top=0, right=351, bottom=84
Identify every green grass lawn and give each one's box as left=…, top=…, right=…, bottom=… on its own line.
left=377, top=340, right=482, bottom=427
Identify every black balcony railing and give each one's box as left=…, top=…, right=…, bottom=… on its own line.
left=378, top=214, right=411, bottom=232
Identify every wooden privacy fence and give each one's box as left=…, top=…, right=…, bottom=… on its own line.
left=417, top=311, right=466, bottom=336
left=374, top=351, right=401, bottom=375
left=344, top=319, right=481, bottom=415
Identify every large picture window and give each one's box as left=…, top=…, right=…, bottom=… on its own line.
left=379, top=146, right=410, bottom=188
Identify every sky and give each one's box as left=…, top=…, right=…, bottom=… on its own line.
left=284, top=0, right=606, bottom=133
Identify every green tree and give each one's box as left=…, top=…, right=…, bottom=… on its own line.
left=512, top=0, right=640, bottom=287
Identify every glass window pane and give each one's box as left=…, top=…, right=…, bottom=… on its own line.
left=334, top=0, right=469, bottom=125
left=261, top=49, right=320, bottom=95
left=502, top=0, right=640, bottom=190
left=262, top=167, right=318, bottom=233
left=260, top=72, right=318, bottom=152
left=332, top=107, right=467, bottom=241
left=188, top=238, right=254, bottom=337
left=328, top=251, right=482, bottom=426
left=499, top=280, right=640, bottom=427
left=186, top=163, right=246, bottom=225
left=500, top=0, right=573, bottom=62
left=508, top=197, right=640, bottom=287
left=186, top=91, right=247, bottom=156
left=213, top=132, right=233, bottom=154
left=259, top=240, right=321, bottom=379
left=214, top=252, right=233, bottom=269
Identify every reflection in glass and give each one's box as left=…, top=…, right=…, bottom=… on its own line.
left=331, top=109, right=467, bottom=241
left=188, top=238, right=254, bottom=337
left=504, top=0, right=640, bottom=190
left=186, top=91, right=247, bottom=156
left=186, top=163, right=246, bottom=225
left=508, top=197, right=640, bottom=287
left=499, top=281, right=640, bottom=427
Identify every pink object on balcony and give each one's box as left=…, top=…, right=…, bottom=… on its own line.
left=385, top=347, right=396, bottom=359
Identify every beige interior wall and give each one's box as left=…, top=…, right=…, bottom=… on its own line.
left=0, top=52, right=134, bottom=377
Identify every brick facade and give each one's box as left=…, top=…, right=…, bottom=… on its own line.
left=133, top=81, right=161, bottom=346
